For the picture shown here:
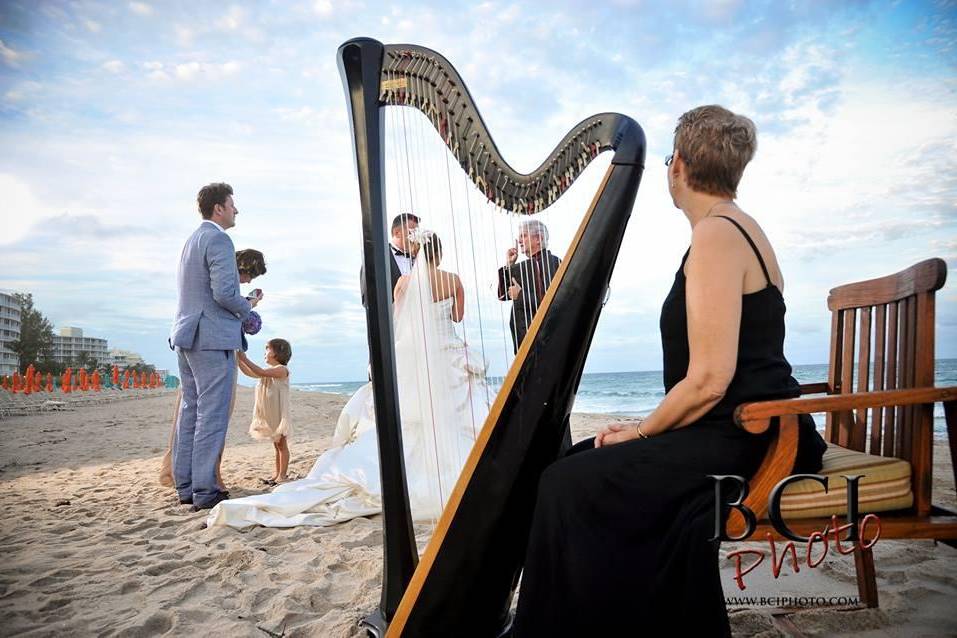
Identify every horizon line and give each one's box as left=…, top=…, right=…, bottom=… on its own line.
left=285, top=358, right=957, bottom=386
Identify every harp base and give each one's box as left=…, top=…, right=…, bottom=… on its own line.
left=357, top=608, right=515, bottom=637
left=358, top=609, right=387, bottom=637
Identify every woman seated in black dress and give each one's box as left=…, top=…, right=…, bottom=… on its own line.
left=513, top=105, right=827, bottom=637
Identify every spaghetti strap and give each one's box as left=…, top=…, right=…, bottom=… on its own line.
left=713, top=215, right=772, bottom=286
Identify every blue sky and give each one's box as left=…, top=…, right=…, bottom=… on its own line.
left=1, top=0, right=955, bottom=384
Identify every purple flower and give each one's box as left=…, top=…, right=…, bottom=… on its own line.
left=243, top=311, right=262, bottom=335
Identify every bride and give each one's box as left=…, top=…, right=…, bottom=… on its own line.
left=207, top=231, right=491, bottom=528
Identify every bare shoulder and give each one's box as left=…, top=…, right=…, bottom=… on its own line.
left=693, top=211, right=784, bottom=289
left=436, top=269, right=461, bottom=285
left=690, top=216, right=742, bottom=254
left=428, top=269, right=458, bottom=300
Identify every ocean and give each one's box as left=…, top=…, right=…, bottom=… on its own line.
left=296, top=359, right=956, bottom=438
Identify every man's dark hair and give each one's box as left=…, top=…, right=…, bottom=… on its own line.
left=235, top=249, right=267, bottom=279
left=390, top=213, right=419, bottom=233
left=197, top=183, right=234, bottom=219
left=267, top=338, right=292, bottom=365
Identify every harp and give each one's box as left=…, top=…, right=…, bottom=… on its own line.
left=338, top=37, right=646, bottom=636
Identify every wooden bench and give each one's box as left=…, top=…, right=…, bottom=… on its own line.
left=728, top=258, right=957, bottom=607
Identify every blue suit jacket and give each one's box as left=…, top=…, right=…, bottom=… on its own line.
left=169, top=222, right=251, bottom=351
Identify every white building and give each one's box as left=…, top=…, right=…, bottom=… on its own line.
left=109, top=349, right=145, bottom=368
left=52, top=327, right=110, bottom=364
left=0, top=291, right=21, bottom=376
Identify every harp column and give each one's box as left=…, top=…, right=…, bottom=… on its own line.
left=337, top=37, right=417, bottom=634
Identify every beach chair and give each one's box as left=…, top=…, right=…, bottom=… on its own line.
left=729, top=258, right=957, bottom=608
left=0, top=392, right=12, bottom=419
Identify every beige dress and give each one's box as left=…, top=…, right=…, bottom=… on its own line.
left=249, top=367, right=291, bottom=441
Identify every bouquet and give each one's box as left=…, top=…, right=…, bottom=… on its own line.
left=243, top=311, right=262, bottom=335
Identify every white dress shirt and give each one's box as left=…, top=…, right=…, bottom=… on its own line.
left=391, top=243, right=413, bottom=275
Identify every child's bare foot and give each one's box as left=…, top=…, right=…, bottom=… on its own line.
left=274, top=475, right=290, bottom=484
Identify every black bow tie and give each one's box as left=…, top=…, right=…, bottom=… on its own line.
left=392, top=247, right=413, bottom=258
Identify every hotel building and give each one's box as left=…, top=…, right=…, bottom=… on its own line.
left=0, top=291, right=21, bottom=376
left=52, top=327, right=110, bottom=364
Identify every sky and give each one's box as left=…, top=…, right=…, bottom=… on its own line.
left=0, top=0, right=955, bottom=384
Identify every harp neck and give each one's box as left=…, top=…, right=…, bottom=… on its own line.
left=341, top=38, right=645, bottom=213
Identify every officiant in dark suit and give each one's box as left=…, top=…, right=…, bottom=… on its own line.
left=360, top=213, right=420, bottom=306
left=497, top=219, right=561, bottom=353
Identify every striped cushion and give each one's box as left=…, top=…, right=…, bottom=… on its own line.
left=779, top=444, right=913, bottom=519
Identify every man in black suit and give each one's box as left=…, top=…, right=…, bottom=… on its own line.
left=497, top=219, right=561, bottom=353
left=361, top=213, right=420, bottom=307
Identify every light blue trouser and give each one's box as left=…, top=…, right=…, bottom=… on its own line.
left=174, top=348, right=235, bottom=506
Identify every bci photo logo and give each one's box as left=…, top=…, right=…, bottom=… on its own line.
left=710, top=473, right=881, bottom=591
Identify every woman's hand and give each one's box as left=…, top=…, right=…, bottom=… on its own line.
left=595, top=419, right=644, bottom=448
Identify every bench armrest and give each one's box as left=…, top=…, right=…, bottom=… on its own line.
left=734, top=386, right=957, bottom=433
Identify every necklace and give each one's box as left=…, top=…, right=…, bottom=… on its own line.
left=705, top=199, right=735, bottom=218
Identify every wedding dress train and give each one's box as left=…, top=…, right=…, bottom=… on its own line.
left=207, top=259, right=490, bottom=528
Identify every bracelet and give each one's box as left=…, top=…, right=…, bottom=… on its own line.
left=636, top=423, right=649, bottom=439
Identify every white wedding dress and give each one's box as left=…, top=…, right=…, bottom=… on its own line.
left=207, top=259, right=491, bottom=528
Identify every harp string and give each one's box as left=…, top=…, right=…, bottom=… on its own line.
left=482, top=187, right=513, bottom=379
left=414, top=102, right=455, bottom=510
left=436, top=103, right=482, bottom=444
left=407, top=103, right=447, bottom=518
left=437, top=96, right=492, bottom=438
left=383, top=89, right=594, bottom=542
left=391, top=102, right=438, bottom=526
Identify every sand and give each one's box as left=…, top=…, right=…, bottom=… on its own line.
left=0, top=387, right=954, bottom=637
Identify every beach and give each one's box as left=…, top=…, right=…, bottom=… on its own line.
left=0, top=387, right=955, bottom=637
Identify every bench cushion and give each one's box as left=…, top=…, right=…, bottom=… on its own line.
left=780, top=444, right=913, bottom=518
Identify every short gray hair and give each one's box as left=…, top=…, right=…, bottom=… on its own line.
left=674, top=105, right=756, bottom=198
left=519, top=219, right=549, bottom=248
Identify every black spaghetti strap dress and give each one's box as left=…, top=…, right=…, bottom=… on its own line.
left=513, top=216, right=826, bottom=637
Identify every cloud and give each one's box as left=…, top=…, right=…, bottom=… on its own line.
left=3, top=80, right=41, bottom=103
left=273, top=106, right=342, bottom=132
left=102, top=60, right=125, bottom=74
left=128, top=2, right=153, bottom=16
left=83, top=19, right=102, bottom=33
left=786, top=217, right=950, bottom=250
left=139, top=60, right=170, bottom=81
left=699, top=0, right=746, bottom=24
left=0, top=38, right=24, bottom=67
left=0, top=174, right=57, bottom=245
left=173, top=60, right=242, bottom=81
left=218, top=5, right=246, bottom=31
left=174, top=25, right=194, bottom=46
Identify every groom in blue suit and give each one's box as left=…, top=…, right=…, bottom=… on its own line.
left=169, top=183, right=259, bottom=510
